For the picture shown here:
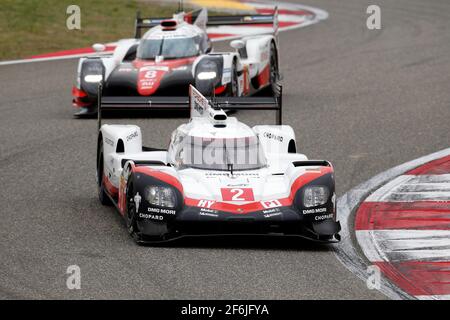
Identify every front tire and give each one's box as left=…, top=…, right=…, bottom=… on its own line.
left=125, top=180, right=142, bottom=242
left=97, top=141, right=113, bottom=206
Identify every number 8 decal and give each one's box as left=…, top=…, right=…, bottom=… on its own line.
left=144, top=70, right=157, bottom=79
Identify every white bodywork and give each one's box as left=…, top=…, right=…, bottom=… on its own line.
left=99, top=86, right=311, bottom=208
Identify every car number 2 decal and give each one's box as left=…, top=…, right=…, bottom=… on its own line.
left=221, top=188, right=254, bottom=201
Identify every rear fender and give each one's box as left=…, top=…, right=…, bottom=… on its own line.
left=253, top=125, right=296, bottom=155
left=99, top=124, right=143, bottom=187
left=100, top=124, right=143, bottom=155
left=243, top=35, right=274, bottom=72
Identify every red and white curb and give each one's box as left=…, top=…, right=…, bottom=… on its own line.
left=334, top=148, right=450, bottom=300
left=0, top=1, right=327, bottom=66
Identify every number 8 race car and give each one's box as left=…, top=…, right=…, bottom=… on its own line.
left=95, top=84, right=341, bottom=244
left=72, top=7, right=281, bottom=117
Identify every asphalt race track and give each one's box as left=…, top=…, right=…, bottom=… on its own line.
left=1, top=0, right=450, bottom=299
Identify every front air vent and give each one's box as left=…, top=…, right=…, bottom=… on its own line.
left=121, top=159, right=166, bottom=168
left=214, top=114, right=227, bottom=121
left=293, top=160, right=331, bottom=167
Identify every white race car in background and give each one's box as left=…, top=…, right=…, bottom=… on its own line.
left=95, top=85, right=341, bottom=244
left=72, top=7, right=281, bottom=117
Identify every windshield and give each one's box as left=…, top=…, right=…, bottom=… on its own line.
left=175, top=136, right=267, bottom=171
left=137, top=37, right=200, bottom=60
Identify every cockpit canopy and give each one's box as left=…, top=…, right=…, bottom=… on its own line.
left=137, top=23, right=209, bottom=60
left=137, top=36, right=203, bottom=60
left=173, top=134, right=267, bottom=171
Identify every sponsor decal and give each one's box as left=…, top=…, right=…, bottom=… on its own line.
left=134, top=192, right=142, bottom=213
left=104, top=137, right=114, bottom=146
left=139, top=213, right=163, bottom=220
left=198, top=199, right=215, bottom=208
left=314, top=213, right=334, bottom=221
left=227, top=182, right=249, bottom=187
left=303, top=207, right=327, bottom=214
left=199, top=211, right=219, bottom=218
left=190, top=86, right=209, bottom=117
left=118, top=67, right=134, bottom=73
left=200, top=208, right=218, bottom=214
left=261, top=200, right=282, bottom=209
left=205, top=172, right=260, bottom=178
left=262, top=208, right=280, bottom=214
left=147, top=207, right=176, bottom=215
left=140, top=65, right=169, bottom=72
left=126, top=131, right=138, bottom=142
left=264, top=212, right=282, bottom=218
left=137, top=68, right=165, bottom=95
left=263, top=132, right=283, bottom=142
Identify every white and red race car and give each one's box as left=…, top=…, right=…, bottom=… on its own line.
left=96, top=85, right=341, bottom=244
left=73, top=7, right=281, bottom=117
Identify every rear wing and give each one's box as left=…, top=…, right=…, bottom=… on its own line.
left=97, top=83, right=282, bottom=130
left=134, top=8, right=278, bottom=38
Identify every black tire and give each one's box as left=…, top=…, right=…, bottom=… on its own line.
left=227, top=60, right=239, bottom=97
left=125, top=178, right=168, bottom=244
left=266, top=42, right=280, bottom=96
left=125, top=179, right=142, bottom=242
left=97, top=141, right=113, bottom=206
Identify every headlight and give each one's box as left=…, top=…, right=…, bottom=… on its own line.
left=197, top=71, right=217, bottom=80
left=145, top=186, right=176, bottom=208
left=84, top=74, right=103, bottom=83
left=303, top=186, right=329, bottom=208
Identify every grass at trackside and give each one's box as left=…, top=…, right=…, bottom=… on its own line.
left=0, top=0, right=202, bottom=61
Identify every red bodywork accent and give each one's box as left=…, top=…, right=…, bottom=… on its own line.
left=208, top=33, right=235, bottom=39
left=214, top=85, right=227, bottom=95
left=185, top=166, right=333, bottom=214
left=184, top=12, right=193, bottom=24
left=133, top=57, right=197, bottom=96
left=103, top=175, right=118, bottom=196
left=257, top=64, right=271, bottom=87
left=72, top=86, right=87, bottom=98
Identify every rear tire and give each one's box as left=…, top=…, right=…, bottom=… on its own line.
left=97, top=142, right=113, bottom=206
left=227, top=60, right=239, bottom=97
left=267, top=42, right=280, bottom=96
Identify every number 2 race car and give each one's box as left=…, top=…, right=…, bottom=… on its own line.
left=72, top=7, right=281, bottom=117
left=96, top=84, right=341, bottom=244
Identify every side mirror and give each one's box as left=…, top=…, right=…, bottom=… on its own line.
left=92, top=43, right=106, bottom=53
left=230, top=40, right=245, bottom=50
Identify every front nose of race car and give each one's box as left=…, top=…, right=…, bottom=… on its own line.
left=132, top=167, right=340, bottom=243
